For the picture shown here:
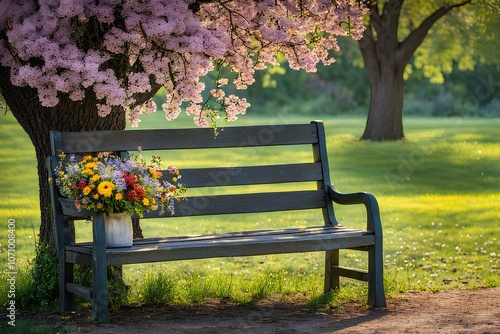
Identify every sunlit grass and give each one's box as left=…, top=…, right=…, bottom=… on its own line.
left=1, top=110, right=499, bottom=306
left=0, top=115, right=40, bottom=265
left=129, top=266, right=327, bottom=306
left=380, top=194, right=500, bottom=292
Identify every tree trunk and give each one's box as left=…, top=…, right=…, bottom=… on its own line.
left=358, top=0, right=406, bottom=141
left=361, top=63, right=405, bottom=140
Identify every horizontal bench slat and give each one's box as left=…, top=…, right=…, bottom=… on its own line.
left=73, top=225, right=361, bottom=247
left=64, top=226, right=375, bottom=266
left=58, top=190, right=326, bottom=218
left=54, top=124, right=318, bottom=153
left=175, top=163, right=323, bottom=188
left=66, top=283, right=92, bottom=300
left=331, top=266, right=369, bottom=282
left=156, top=190, right=326, bottom=217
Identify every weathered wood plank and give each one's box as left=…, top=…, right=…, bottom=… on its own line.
left=173, top=163, right=323, bottom=188
left=64, top=226, right=375, bottom=266
left=70, top=225, right=360, bottom=249
left=58, top=198, right=94, bottom=217
left=66, top=283, right=92, bottom=300
left=152, top=190, right=327, bottom=217
left=60, top=190, right=326, bottom=218
left=130, top=225, right=360, bottom=243
left=111, top=233, right=374, bottom=266
left=53, top=124, right=318, bottom=154
left=331, top=266, right=369, bottom=282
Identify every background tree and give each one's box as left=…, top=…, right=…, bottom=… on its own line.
left=358, top=0, right=499, bottom=140
left=0, top=0, right=366, bottom=251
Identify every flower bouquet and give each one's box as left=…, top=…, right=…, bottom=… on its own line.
left=53, top=150, right=186, bottom=218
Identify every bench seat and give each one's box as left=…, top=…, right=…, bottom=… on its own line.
left=65, top=225, right=374, bottom=266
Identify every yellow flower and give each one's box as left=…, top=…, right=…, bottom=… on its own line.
left=172, top=177, right=177, bottom=182
left=149, top=168, right=162, bottom=179
left=83, top=168, right=94, bottom=176
left=83, top=186, right=91, bottom=195
left=91, top=174, right=100, bottom=182
left=85, top=162, right=97, bottom=169
left=97, top=181, right=115, bottom=197
left=83, top=162, right=97, bottom=176
left=115, top=193, right=123, bottom=201
left=142, top=198, right=150, bottom=206
left=93, top=193, right=99, bottom=200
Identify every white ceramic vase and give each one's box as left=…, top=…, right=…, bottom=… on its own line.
left=104, top=212, right=133, bottom=248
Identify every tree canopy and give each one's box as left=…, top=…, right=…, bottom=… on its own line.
left=0, top=0, right=366, bottom=127
left=354, top=0, right=499, bottom=140
left=402, top=0, right=500, bottom=84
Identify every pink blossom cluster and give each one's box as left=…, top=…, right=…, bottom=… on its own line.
left=0, top=0, right=366, bottom=126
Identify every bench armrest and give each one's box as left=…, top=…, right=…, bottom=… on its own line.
left=327, top=185, right=382, bottom=235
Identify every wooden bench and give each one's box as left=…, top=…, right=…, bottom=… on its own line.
left=47, top=120, right=386, bottom=323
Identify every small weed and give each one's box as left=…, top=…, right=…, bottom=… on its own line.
left=30, top=243, right=59, bottom=309
left=484, top=276, right=500, bottom=288
left=137, top=271, right=175, bottom=305
left=249, top=271, right=279, bottom=301
left=0, top=243, right=58, bottom=310
left=0, top=266, right=35, bottom=308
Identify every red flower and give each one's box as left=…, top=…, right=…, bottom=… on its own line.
left=126, top=184, right=146, bottom=202
left=77, top=180, right=86, bottom=190
left=126, top=189, right=140, bottom=202
left=125, top=173, right=138, bottom=186
left=133, top=183, right=146, bottom=198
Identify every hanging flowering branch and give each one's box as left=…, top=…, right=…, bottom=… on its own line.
left=0, top=0, right=366, bottom=127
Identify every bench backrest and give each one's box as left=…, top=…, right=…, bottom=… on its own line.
left=48, top=121, right=337, bottom=224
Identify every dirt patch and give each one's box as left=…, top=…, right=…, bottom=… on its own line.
left=23, top=288, right=500, bottom=334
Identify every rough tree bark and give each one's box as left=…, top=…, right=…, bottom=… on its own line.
left=359, top=0, right=472, bottom=141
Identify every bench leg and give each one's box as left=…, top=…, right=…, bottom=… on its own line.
left=59, top=259, right=76, bottom=312
left=368, top=243, right=386, bottom=307
left=91, top=263, right=108, bottom=323
left=324, top=249, right=340, bottom=292
left=91, top=214, right=109, bottom=323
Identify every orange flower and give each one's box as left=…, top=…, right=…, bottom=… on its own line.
left=149, top=168, right=163, bottom=179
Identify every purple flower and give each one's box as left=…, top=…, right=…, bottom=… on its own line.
left=112, top=171, right=127, bottom=192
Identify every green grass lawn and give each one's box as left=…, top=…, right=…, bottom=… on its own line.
left=1, top=110, right=499, bottom=305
